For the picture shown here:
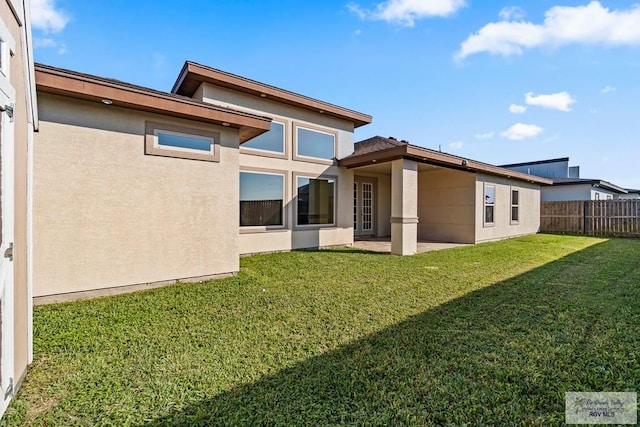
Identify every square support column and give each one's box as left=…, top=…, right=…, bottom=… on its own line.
left=390, top=158, right=418, bottom=255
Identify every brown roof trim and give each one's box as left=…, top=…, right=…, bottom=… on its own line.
left=35, top=63, right=272, bottom=143
left=172, top=61, right=373, bottom=128
left=339, top=137, right=553, bottom=185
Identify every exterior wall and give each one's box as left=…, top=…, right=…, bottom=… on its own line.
left=620, top=192, right=640, bottom=200
left=33, top=93, right=241, bottom=297
left=475, top=174, right=541, bottom=243
left=197, top=84, right=357, bottom=254
left=541, top=185, right=592, bottom=201
left=417, top=168, right=476, bottom=244
left=591, top=188, right=617, bottom=200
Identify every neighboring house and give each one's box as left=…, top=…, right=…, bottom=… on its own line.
left=32, top=61, right=550, bottom=302
left=0, top=0, right=38, bottom=418
left=501, top=157, right=628, bottom=201
left=620, top=189, right=640, bottom=200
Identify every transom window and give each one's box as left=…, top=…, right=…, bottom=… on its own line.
left=484, top=184, right=495, bottom=226
left=240, top=171, right=285, bottom=227
left=242, top=121, right=285, bottom=154
left=297, top=176, right=335, bottom=226
left=145, top=121, right=220, bottom=162
left=511, top=189, right=519, bottom=224
left=295, top=125, right=335, bottom=161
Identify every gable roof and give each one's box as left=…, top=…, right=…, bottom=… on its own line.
left=340, top=136, right=553, bottom=185
left=35, top=63, right=272, bottom=143
left=171, top=61, right=372, bottom=128
left=551, top=177, right=627, bottom=193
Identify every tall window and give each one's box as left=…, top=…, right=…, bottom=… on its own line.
left=511, top=189, right=519, bottom=223
left=297, top=177, right=335, bottom=226
left=484, top=185, right=495, bottom=225
left=242, top=121, right=285, bottom=154
left=295, top=126, right=335, bottom=160
left=240, top=172, right=285, bottom=227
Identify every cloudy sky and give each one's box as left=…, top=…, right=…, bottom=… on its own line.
left=32, top=0, right=640, bottom=188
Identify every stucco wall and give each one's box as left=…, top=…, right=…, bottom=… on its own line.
left=197, top=84, right=357, bottom=254
left=475, top=174, right=541, bottom=243
left=417, top=168, right=476, bottom=244
left=33, top=94, right=241, bottom=297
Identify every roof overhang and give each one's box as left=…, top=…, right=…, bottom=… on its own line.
left=35, top=64, right=272, bottom=143
left=172, top=62, right=373, bottom=128
left=553, top=179, right=628, bottom=193
left=340, top=144, right=553, bottom=185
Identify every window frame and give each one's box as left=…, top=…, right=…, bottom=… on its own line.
left=484, top=183, right=496, bottom=227
left=240, top=119, right=288, bottom=159
left=145, top=121, right=220, bottom=162
left=510, top=187, right=520, bottom=225
left=292, top=122, right=338, bottom=165
left=294, top=173, right=337, bottom=229
left=239, top=168, right=288, bottom=232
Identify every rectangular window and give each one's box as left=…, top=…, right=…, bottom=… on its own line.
left=145, top=121, right=220, bottom=162
left=595, top=193, right=600, bottom=200
left=295, top=125, right=336, bottom=161
left=242, top=121, right=285, bottom=154
left=297, top=176, right=335, bottom=226
left=607, top=194, right=613, bottom=200
left=484, top=184, right=495, bottom=225
left=240, top=172, right=285, bottom=227
left=511, top=189, right=519, bottom=223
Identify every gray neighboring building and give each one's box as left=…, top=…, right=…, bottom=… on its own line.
left=620, top=189, right=640, bottom=200
left=500, top=158, right=628, bottom=201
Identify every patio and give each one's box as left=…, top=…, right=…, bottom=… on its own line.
left=353, top=237, right=468, bottom=254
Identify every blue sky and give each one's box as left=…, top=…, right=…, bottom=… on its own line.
left=32, top=0, right=640, bottom=189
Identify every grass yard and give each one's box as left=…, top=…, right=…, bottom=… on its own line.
left=3, top=234, right=639, bottom=426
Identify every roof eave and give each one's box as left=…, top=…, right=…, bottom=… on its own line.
left=36, top=64, right=271, bottom=143
left=340, top=142, right=552, bottom=185
left=173, top=62, right=373, bottom=128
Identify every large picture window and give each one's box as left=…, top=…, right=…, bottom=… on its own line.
left=240, top=171, right=285, bottom=227
left=297, top=177, right=335, bottom=226
left=242, top=121, right=285, bottom=154
left=484, top=184, right=495, bottom=226
left=511, top=188, right=519, bottom=224
left=295, top=125, right=335, bottom=161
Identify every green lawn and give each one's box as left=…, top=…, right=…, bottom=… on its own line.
left=3, top=234, right=639, bottom=426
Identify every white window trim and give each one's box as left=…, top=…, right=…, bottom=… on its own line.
left=239, top=168, right=287, bottom=232
left=145, top=121, right=220, bottom=162
left=484, top=183, right=496, bottom=227
left=510, top=187, right=520, bottom=225
left=292, top=122, right=337, bottom=165
left=294, top=174, right=338, bottom=229
left=155, top=129, right=215, bottom=155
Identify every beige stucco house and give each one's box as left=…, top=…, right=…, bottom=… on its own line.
left=32, top=61, right=551, bottom=303
left=0, top=0, right=37, bottom=417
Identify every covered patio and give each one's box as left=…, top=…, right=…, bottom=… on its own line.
left=340, top=137, right=551, bottom=255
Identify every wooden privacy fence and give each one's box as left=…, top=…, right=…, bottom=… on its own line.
left=541, top=200, right=640, bottom=236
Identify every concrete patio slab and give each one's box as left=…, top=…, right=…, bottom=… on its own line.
left=353, top=238, right=468, bottom=254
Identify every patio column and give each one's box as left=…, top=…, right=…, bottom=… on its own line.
left=390, top=158, right=418, bottom=255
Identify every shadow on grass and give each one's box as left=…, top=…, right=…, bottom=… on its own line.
left=142, top=239, right=639, bottom=426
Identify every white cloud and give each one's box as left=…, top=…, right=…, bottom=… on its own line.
left=34, top=37, right=66, bottom=54
left=499, top=6, right=525, bottom=21
left=501, top=123, right=543, bottom=140
left=475, top=131, right=495, bottom=140
left=449, top=141, right=464, bottom=150
left=348, top=0, right=466, bottom=27
left=509, top=104, right=527, bottom=114
left=31, top=0, right=69, bottom=33
left=456, top=1, right=640, bottom=59
left=601, top=85, right=615, bottom=93
left=525, top=91, right=575, bottom=112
